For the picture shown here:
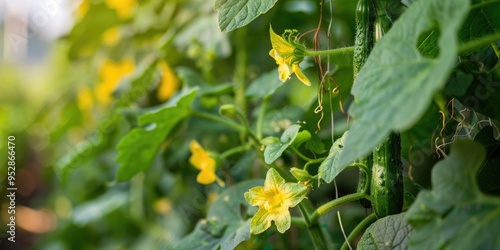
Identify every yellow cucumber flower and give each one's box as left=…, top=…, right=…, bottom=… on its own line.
left=244, top=168, right=308, bottom=234
left=269, top=26, right=311, bottom=86
left=157, top=61, right=180, bottom=102
left=105, top=0, right=136, bottom=19
left=96, top=58, right=135, bottom=105
left=189, top=140, right=224, bottom=186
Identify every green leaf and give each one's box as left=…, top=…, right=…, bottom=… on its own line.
left=264, top=124, right=301, bottom=164
left=458, top=0, right=500, bottom=54
left=245, top=69, right=284, bottom=99
left=358, top=213, right=412, bottom=250
left=116, top=88, right=197, bottom=181
left=337, top=0, right=470, bottom=168
left=318, top=131, right=348, bottom=184
left=406, top=140, right=500, bottom=249
left=474, top=126, right=500, bottom=194
left=170, top=180, right=263, bottom=250
left=292, top=130, right=311, bottom=148
left=214, top=0, right=278, bottom=33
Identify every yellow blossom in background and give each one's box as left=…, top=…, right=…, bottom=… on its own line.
left=76, top=86, right=93, bottom=112
left=105, top=0, right=136, bottom=19
left=189, top=140, right=224, bottom=186
left=269, top=26, right=311, bottom=86
left=244, top=168, right=308, bottom=234
left=96, top=58, right=135, bottom=105
left=102, top=27, right=121, bottom=46
left=76, top=0, right=89, bottom=17
left=157, top=62, right=180, bottom=102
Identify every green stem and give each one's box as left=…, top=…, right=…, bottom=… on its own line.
left=192, top=110, right=260, bottom=143
left=298, top=202, right=330, bottom=249
left=341, top=213, right=377, bottom=250
left=310, top=192, right=367, bottom=224
left=458, top=32, right=500, bottom=55
left=235, top=27, right=248, bottom=112
left=306, top=46, right=354, bottom=57
left=291, top=217, right=308, bottom=228
left=291, top=146, right=315, bottom=162
left=220, top=144, right=251, bottom=159
left=192, top=110, right=245, bottom=133
left=471, top=0, right=500, bottom=10
left=304, top=157, right=326, bottom=171
left=256, top=96, right=270, bottom=140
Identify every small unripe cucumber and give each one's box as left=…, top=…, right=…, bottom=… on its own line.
left=353, top=0, right=374, bottom=78
left=371, top=133, right=403, bottom=218
left=353, top=0, right=375, bottom=209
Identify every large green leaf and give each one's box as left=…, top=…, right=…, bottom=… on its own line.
left=358, top=213, right=412, bottom=250
left=318, top=131, right=348, bottom=184
left=406, top=140, right=500, bottom=249
left=214, top=0, right=278, bottom=33
left=337, top=0, right=470, bottom=168
left=170, top=180, right=263, bottom=250
left=116, top=88, right=197, bottom=181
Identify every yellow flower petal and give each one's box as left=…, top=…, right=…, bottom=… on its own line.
left=250, top=208, right=273, bottom=234
left=189, top=140, right=219, bottom=185
left=197, top=169, right=216, bottom=185
left=157, top=62, right=180, bottom=101
left=96, top=58, right=135, bottom=105
left=292, top=63, right=311, bottom=86
left=77, top=87, right=93, bottom=112
left=102, top=27, right=120, bottom=46
left=245, top=168, right=308, bottom=234
left=278, top=63, right=292, bottom=82
left=105, top=0, right=136, bottom=19
left=269, top=26, right=295, bottom=55
left=273, top=210, right=291, bottom=233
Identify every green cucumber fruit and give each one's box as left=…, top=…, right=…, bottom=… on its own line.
left=371, top=133, right=403, bottom=218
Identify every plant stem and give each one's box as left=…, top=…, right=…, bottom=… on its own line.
left=458, top=32, right=500, bottom=55
left=291, top=146, right=315, bottom=162
left=220, top=144, right=251, bottom=159
left=298, top=202, right=330, bottom=249
left=304, top=157, right=326, bottom=171
left=192, top=110, right=260, bottom=144
left=256, top=96, right=270, bottom=140
left=235, top=27, right=248, bottom=112
left=291, top=217, right=308, bottom=228
left=309, top=192, right=367, bottom=224
left=192, top=110, right=244, bottom=132
left=306, top=46, right=354, bottom=57
left=340, top=213, right=377, bottom=250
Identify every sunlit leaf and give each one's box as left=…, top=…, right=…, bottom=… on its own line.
left=318, top=131, right=348, bottom=184
left=214, top=0, right=278, bottom=33
left=264, top=124, right=301, bottom=164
